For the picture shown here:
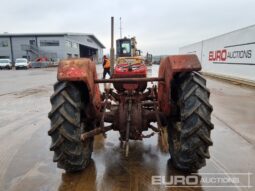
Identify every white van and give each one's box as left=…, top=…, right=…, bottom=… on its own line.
left=0, top=59, right=12, bottom=70
left=15, top=58, right=29, bottom=69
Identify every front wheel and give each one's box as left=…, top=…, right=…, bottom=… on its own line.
left=168, top=72, right=214, bottom=172
left=48, top=81, right=93, bottom=172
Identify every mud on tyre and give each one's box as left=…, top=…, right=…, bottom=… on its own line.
left=168, top=72, right=214, bottom=172
left=48, top=81, right=94, bottom=172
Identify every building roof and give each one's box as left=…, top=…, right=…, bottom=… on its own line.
left=181, top=24, right=255, bottom=48
left=0, top=32, right=105, bottom=48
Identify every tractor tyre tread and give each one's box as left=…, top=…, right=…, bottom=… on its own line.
left=169, top=71, right=213, bottom=172
left=48, top=81, right=92, bottom=172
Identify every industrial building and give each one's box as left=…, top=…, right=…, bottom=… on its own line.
left=0, top=33, right=105, bottom=64
left=179, top=25, right=255, bottom=83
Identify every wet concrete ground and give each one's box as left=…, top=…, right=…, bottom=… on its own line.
left=0, top=66, right=254, bottom=191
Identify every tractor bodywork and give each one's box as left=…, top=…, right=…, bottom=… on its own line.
left=57, top=54, right=201, bottom=114
left=158, top=55, right=201, bottom=114
left=49, top=33, right=213, bottom=173
left=57, top=58, right=102, bottom=114
left=56, top=54, right=201, bottom=141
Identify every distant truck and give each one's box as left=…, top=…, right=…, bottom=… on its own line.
left=145, top=53, right=153, bottom=66
left=152, top=55, right=165, bottom=65
left=30, top=57, right=58, bottom=68
left=31, top=57, right=50, bottom=68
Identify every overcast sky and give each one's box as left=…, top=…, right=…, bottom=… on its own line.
left=1, top=0, right=255, bottom=55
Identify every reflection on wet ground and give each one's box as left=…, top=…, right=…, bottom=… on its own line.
left=58, top=133, right=203, bottom=191
left=0, top=66, right=254, bottom=191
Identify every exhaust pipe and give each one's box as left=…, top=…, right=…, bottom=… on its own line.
left=110, top=16, right=115, bottom=75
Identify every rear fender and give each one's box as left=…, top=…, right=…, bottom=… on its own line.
left=158, top=54, right=201, bottom=114
left=57, top=58, right=101, bottom=113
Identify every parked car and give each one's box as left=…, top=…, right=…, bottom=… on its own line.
left=15, top=58, right=29, bottom=69
left=0, top=59, right=12, bottom=70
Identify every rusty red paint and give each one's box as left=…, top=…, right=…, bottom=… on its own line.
left=95, top=77, right=163, bottom=83
left=57, top=58, right=101, bottom=113
left=56, top=55, right=201, bottom=139
left=112, top=62, right=147, bottom=92
left=114, top=63, right=147, bottom=75
left=158, top=54, right=201, bottom=114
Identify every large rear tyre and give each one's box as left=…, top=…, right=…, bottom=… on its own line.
left=168, top=72, right=214, bottom=172
left=48, top=81, right=93, bottom=172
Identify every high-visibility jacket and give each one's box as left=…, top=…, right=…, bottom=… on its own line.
left=104, top=59, right=110, bottom=69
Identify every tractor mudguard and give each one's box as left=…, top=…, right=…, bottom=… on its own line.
left=57, top=58, right=101, bottom=113
left=158, top=54, right=201, bottom=114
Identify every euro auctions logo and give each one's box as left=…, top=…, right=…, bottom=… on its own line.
left=209, top=49, right=252, bottom=62
left=151, top=173, right=253, bottom=188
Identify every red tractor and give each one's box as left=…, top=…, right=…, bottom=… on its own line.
left=48, top=35, right=213, bottom=173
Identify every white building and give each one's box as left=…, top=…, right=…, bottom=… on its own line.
left=179, top=25, right=255, bottom=83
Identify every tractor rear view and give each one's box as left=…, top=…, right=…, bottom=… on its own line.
left=48, top=18, right=213, bottom=173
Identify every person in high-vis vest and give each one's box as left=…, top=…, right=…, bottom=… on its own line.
left=102, top=55, right=111, bottom=79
